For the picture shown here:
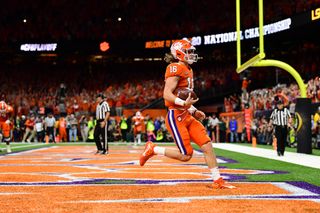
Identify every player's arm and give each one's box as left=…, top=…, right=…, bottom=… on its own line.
left=192, top=109, right=206, bottom=121
left=163, top=76, right=198, bottom=107
left=163, top=76, right=179, bottom=103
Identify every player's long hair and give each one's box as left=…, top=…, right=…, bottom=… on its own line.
left=164, top=53, right=177, bottom=63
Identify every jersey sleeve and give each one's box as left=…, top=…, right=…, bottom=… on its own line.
left=165, top=63, right=184, bottom=79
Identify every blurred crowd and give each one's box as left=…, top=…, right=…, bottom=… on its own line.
left=0, top=0, right=319, bottom=43
left=223, top=76, right=320, bottom=113
left=0, top=39, right=318, bottom=146
left=10, top=111, right=175, bottom=144
left=223, top=75, right=320, bottom=148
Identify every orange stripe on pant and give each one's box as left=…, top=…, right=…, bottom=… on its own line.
left=165, top=109, right=210, bottom=155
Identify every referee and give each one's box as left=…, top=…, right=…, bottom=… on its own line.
left=270, top=99, right=291, bottom=156
left=94, top=93, right=110, bottom=154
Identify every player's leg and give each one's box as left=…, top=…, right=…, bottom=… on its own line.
left=189, top=118, right=235, bottom=189
left=137, top=133, right=141, bottom=144
left=4, top=137, right=11, bottom=153
left=160, top=112, right=193, bottom=161
left=189, top=119, right=218, bottom=169
left=133, top=129, right=137, bottom=145
left=139, top=110, right=193, bottom=166
left=162, top=147, right=192, bottom=162
left=140, top=139, right=192, bottom=166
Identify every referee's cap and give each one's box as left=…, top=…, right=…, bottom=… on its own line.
left=276, top=99, right=283, bottom=105
left=96, top=93, right=105, bottom=99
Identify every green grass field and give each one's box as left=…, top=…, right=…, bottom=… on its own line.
left=214, top=148, right=320, bottom=186
left=236, top=142, right=320, bottom=156
left=1, top=142, right=319, bottom=186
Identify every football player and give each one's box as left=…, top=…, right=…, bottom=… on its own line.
left=0, top=101, right=14, bottom=153
left=132, top=111, right=144, bottom=145
left=139, top=39, right=235, bottom=189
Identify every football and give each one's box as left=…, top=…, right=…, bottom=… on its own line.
left=173, top=88, right=198, bottom=100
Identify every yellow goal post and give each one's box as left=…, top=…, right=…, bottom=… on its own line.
left=236, top=0, right=307, bottom=97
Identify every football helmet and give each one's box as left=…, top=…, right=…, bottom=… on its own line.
left=136, top=111, right=141, bottom=117
left=170, top=39, right=198, bottom=64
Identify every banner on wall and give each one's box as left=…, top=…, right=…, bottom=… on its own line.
left=295, top=98, right=312, bottom=154
left=145, top=7, right=320, bottom=48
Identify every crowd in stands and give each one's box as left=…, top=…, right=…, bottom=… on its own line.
left=1, top=49, right=319, bottom=146
left=222, top=75, right=320, bottom=148
left=0, top=0, right=319, bottom=43
left=0, top=36, right=318, bottom=146
left=11, top=110, right=174, bottom=144
left=3, top=70, right=320, bottom=146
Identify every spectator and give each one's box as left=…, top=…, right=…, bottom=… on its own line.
left=119, top=115, right=128, bottom=142
left=58, top=116, right=67, bottom=142
left=241, top=77, right=251, bottom=93
left=87, top=116, right=96, bottom=142
left=208, top=114, right=219, bottom=143
left=229, top=116, right=239, bottom=143
left=218, top=116, right=227, bottom=142
left=67, top=114, right=78, bottom=142
left=79, top=115, right=88, bottom=142
left=108, top=117, right=120, bottom=141
left=132, top=111, right=144, bottom=145
left=146, top=117, right=156, bottom=142
left=22, top=115, right=35, bottom=143
left=13, top=115, right=22, bottom=142
left=115, top=100, right=123, bottom=116
left=156, top=129, right=164, bottom=142
left=35, top=117, right=45, bottom=143
left=19, top=115, right=27, bottom=140
left=256, top=124, right=266, bottom=145
left=313, top=106, right=320, bottom=130
left=265, top=123, right=274, bottom=145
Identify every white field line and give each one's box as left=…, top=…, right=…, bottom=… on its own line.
left=0, top=192, right=32, bottom=195
left=0, top=143, right=49, bottom=151
left=6, top=146, right=57, bottom=156
left=65, top=194, right=318, bottom=204
left=63, top=182, right=318, bottom=203
left=212, top=143, right=320, bottom=169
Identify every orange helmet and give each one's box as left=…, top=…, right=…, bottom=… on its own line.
left=135, top=111, right=141, bottom=117
left=170, top=39, right=198, bottom=64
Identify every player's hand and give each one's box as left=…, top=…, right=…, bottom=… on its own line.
left=185, top=93, right=199, bottom=107
left=194, top=110, right=205, bottom=121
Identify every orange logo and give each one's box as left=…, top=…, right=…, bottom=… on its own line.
left=100, top=41, right=110, bottom=52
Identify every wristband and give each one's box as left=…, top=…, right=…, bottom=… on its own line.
left=174, top=97, right=186, bottom=106
left=188, top=105, right=197, bottom=115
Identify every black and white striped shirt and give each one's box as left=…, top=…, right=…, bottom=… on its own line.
left=270, top=108, right=291, bottom=126
left=96, top=101, right=110, bottom=121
